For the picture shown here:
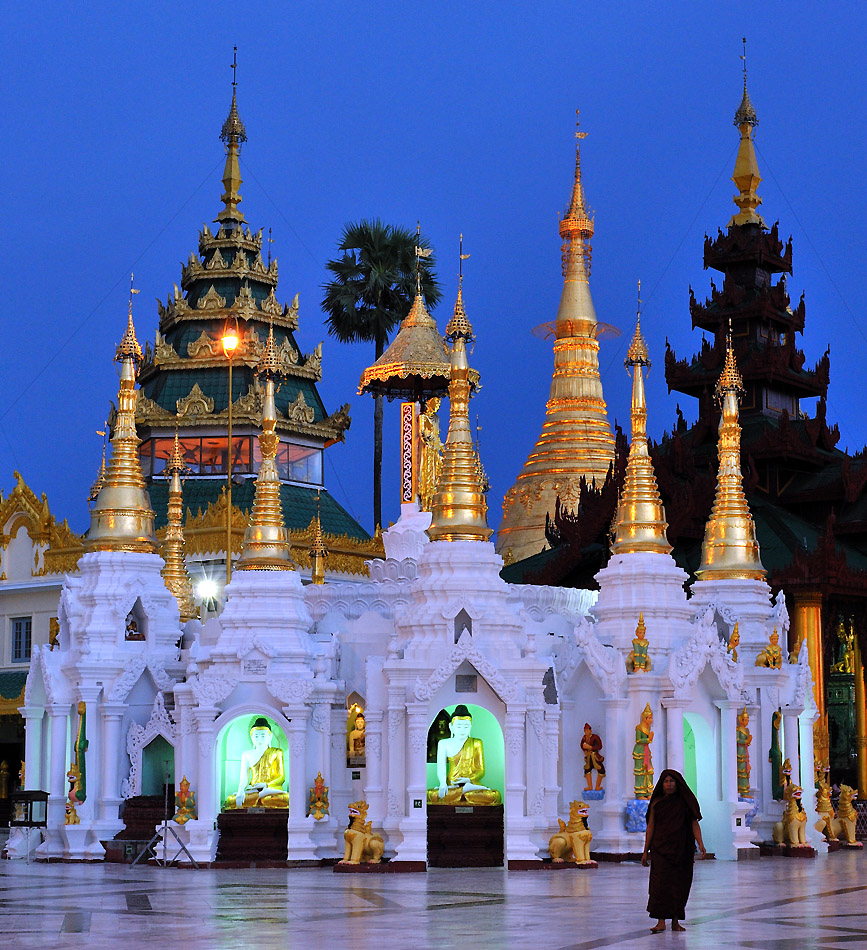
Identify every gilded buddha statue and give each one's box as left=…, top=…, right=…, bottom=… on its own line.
left=427, top=705, right=501, bottom=805
left=224, top=717, right=289, bottom=810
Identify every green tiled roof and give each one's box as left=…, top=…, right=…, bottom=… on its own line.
left=147, top=479, right=370, bottom=541
left=0, top=670, right=26, bottom=700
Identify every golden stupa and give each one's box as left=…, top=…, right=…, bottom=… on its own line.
left=427, top=278, right=492, bottom=542
left=161, top=433, right=197, bottom=621
left=611, top=305, right=671, bottom=555
left=695, top=334, right=765, bottom=580
left=86, top=299, right=158, bottom=554
left=497, top=112, right=615, bottom=563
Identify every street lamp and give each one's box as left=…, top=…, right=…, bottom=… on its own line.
left=222, top=317, right=240, bottom=586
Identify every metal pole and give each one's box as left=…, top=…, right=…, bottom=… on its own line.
left=226, top=354, right=233, bottom=586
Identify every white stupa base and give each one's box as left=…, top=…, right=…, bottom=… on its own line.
left=690, top=578, right=774, bottom=649
left=177, top=819, right=218, bottom=864
left=382, top=503, right=432, bottom=562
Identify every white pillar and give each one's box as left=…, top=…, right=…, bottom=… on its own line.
left=20, top=706, right=44, bottom=791
left=542, top=707, right=561, bottom=816
left=394, top=702, right=429, bottom=864
left=662, top=698, right=688, bottom=775
left=593, top=698, right=628, bottom=852
left=504, top=708, right=526, bottom=817
left=46, top=704, right=70, bottom=827
left=284, top=705, right=315, bottom=860
left=717, top=701, right=739, bottom=803
left=98, top=702, right=126, bottom=829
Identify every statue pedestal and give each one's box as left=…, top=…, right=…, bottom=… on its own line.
left=625, top=799, right=649, bottom=833
left=427, top=805, right=504, bottom=868
left=216, top=811, right=290, bottom=864
left=61, top=824, right=105, bottom=861
left=179, top=818, right=217, bottom=864
left=583, top=789, right=605, bottom=801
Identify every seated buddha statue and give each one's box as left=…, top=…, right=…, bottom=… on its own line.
left=426, top=705, right=501, bottom=806
left=224, top=717, right=289, bottom=810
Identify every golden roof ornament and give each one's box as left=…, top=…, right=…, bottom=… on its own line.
left=309, top=493, right=328, bottom=585
left=86, top=279, right=157, bottom=553
left=729, top=39, right=765, bottom=228
left=237, top=324, right=295, bottom=571
left=497, top=111, right=615, bottom=562
left=216, top=47, right=247, bottom=225
left=428, top=257, right=492, bottom=543
left=358, top=228, right=452, bottom=402
left=161, top=432, right=197, bottom=621
left=611, top=284, right=671, bottom=555
left=696, top=329, right=765, bottom=580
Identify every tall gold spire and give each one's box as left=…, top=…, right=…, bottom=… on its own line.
left=86, top=283, right=157, bottom=553
left=729, top=39, right=764, bottom=228
left=428, top=269, right=492, bottom=543
left=498, top=111, right=615, bottom=562
left=216, top=47, right=247, bottom=225
left=309, top=493, right=327, bottom=585
left=236, top=325, right=295, bottom=571
left=611, top=287, right=671, bottom=555
left=161, top=433, right=197, bottom=621
left=696, top=331, right=765, bottom=580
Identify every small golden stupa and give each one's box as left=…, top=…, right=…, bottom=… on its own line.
left=161, top=433, right=197, bottom=621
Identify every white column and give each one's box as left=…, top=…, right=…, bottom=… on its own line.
left=385, top=690, right=405, bottom=827
left=542, top=707, right=561, bottom=816
left=364, top=709, right=384, bottom=805
left=783, top=708, right=800, bottom=778
left=284, top=705, right=315, bottom=859
left=99, top=702, right=126, bottom=827
left=193, top=708, right=218, bottom=826
left=20, top=706, right=44, bottom=791
left=46, top=704, right=70, bottom=828
left=394, top=702, right=429, bottom=864
left=504, top=708, right=526, bottom=817
left=662, top=698, right=688, bottom=775
left=716, top=701, right=739, bottom=803
left=594, top=698, right=628, bottom=852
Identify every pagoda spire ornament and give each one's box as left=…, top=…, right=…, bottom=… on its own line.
left=696, top=329, right=765, bottom=580
left=236, top=325, right=295, bottom=571
left=497, top=110, right=615, bottom=562
left=729, top=39, right=765, bottom=228
left=161, top=433, right=197, bottom=621
left=427, top=266, right=492, bottom=543
left=216, top=46, right=247, bottom=226
left=309, top=493, right=328, bottom=585
left=611, top=284, right=671, bottom=555
left=86, top=280, right=157, bottom=553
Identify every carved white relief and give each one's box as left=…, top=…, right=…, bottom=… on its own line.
left=529, top=786, right=545, bottom=816
left=289, top=733, right=306, bottom=756
left=409, top=729, right=426, bottom=754
left=692, top=601, right=738, bottom=629
left=413, top=631, right=519, bottom=703
left=266, top=676, right=312, bottom=706
left=669, top=610, right=744, bottom=701
left=367, top=732, right=382, bottom=760
left=190, top=670, right=237, bottom=707
left=121, top=693, right=176, bottom=798
left=387, top=707, right=405, bottom=743
left=505, top=728, right=523, bottom=757
left=573, top=616, right=626, bottom=697
left=387, top=791, right=402, bottom=817
left=772, top=590, right=790, bottom=638
left=311, top=705, right=330, bottom=734
left=526, top=710, right=544, bottom=744
left=794, top=648, right=813, bottom=710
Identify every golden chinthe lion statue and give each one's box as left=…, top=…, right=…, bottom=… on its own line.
left=339, top=801, right=385, bottom=865
left=549, top=800, right=594, bottom=865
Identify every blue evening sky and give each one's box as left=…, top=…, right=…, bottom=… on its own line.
left=4, top=2, right=865, bottom=538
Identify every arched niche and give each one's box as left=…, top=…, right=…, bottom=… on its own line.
left=425, top=702, right=505, bottom=801
left=216, top=713, right=289, bottom=809
left=141, top=735, right=174, bottom=796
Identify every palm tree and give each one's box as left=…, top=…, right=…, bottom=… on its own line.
left=322, top=220, right=441, bottom=531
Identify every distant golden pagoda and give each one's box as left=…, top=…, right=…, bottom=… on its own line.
left=428, top=278, right=492, bottom=543
left=695, top=334, right=765, bottom=580
left=611, top=308, right=671, bottom=555
left=161, top=433, right=197, bottom=620
left=497, top=111, right=615, bottom=563
left=236, top=326, right=296, bottom=571
left=86, top=301, right=157, bottom=554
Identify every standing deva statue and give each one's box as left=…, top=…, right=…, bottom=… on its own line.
left=633, top=703, right=654, bottom=799
left=581, top=723, right=605, bottom=791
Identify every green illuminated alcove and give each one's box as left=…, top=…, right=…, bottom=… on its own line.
left=425, top=704, right=504, bottom=798
left=218, top=714, right=289, bottom=807
left=142, top=735, right=174, bottom=795
left=683, top=719, right=697, bottom=796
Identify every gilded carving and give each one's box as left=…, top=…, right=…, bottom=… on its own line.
left=176, top=383, right=215, bottom=418
left=286, top=391, right=315, bottom=425
left=196, top=286, right=227, bottom=311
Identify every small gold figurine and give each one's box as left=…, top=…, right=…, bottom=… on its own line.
left=772, top=783, right=808, bottom=847
left=836, top=786, right=861, bottom=846
left=727, top=622, right=740, bottom=662
left=348, top=712, right=366, bottom=758
left=307, top=771, right=330, bottom=821
left=549, top=801, right=595, bottom=866
left=173, top=776, right=198, bottom=825
left=755, top=627, right=783, bottom=668
left=339, top=801, right=384, bottom=865
left=418, top=397, right=444, bottom=512
left=626, top=613, right=652, bottom=673
left=633, top=704, right=654, bottom=799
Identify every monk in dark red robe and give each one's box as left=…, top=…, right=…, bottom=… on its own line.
left=641, top=768, right=706, bottom=933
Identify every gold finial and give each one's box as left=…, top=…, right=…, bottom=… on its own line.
left=428, top=269, right=492, bottom=542
left=161, top=432, right=196, bottom=621
left=696, top=335, right=765, bottom=580
left=446, top=235, right=473, bottom=339
left=611, top=294, right=671, bottom=555
left=237, top=325, right=295, bottom=571
left=86, top=303, right=156, bottom=553
left=216, top=47, right=247, bottom=225
left=729, top=40, right=764, bottom=228
left=559, top=109, right=594, bottom=278
left=309, top=492, right=328, bottom=585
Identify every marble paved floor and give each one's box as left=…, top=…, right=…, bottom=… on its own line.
left=1, top=854, right=866, bottom=950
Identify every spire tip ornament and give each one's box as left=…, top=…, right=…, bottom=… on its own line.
left=216, top=47, right=246, bottom=225
left=729, top=40, right=764, bottom=228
